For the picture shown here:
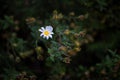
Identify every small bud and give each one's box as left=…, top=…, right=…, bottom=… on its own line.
left=9, top=54, right=14, bottom=60
left=68, top=50, right=76, bottom=56
left=19, top=52, right=25, bottom=58
left=74, top=47, right=81, bottom=52
left=53, top=10, right=58, bottom=14
left=63, top=57, right=71, bottom=63
left=11, top=32, right=17, bottom=37
left=9, top=16, right=14, bottom=20
left=74, top=41, right=81, bottom=47
left=100, top=69, right=106, bottom=75
left=84, top=71, right=90, bottom=78
left=37, top=55, right=44, bottom=60
left=69, top=12, right=75, bottom=16
left=64, top=29, right=70, bottom=35
left=23, top=78, right=29, bottom=80
left=52, top=11, right=63, bottom=20
left=58, top=13, right=63, bottom=19
left=59, top=46, right=67, bottom=52
left=74, top=33, right=79, bottom=38
left=14, top=26, right=20, bottom=31
left=60, top=72, right=65, bottom=76
left=14, top=20, right=19, bottom=24
left=35, top=47, right=43, bottom=54
left=70, top=22, right=76, bottom=28
left=26, top=17, right=36, bottom=24
left=52, top=14, right=58, bottom=20
left=12, top=43, right=18, bottom=47
left=15, top=57, right=21, bottom=63
left=78, top=15, right=85, bottom=21
left=86, top=34, right=94, bottom=42
left=29, top=75, right=37, bottom=80
left=21, top=71, right=27, bottom=76
left=84, top=13, right=89, bottom=19
left=20, top=50, right=33, bottom=59
left=79, top=31, right=86, bottom=37
left=90, top=66, right=95, bottom=71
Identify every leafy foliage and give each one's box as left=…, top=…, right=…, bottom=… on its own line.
left=0, top=0, right=120, bottom=80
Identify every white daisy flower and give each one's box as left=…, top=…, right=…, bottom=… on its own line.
left=38, top=26, right=54, bottom=39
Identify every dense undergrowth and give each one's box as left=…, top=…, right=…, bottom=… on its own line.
left=0, top=0, right=120, bottom=80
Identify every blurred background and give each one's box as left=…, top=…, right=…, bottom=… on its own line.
left=0, top=0, right=120, bottom=80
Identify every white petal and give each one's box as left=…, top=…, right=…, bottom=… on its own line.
left=40, top=33, right=44, bottom=36
left=50, top=32, right=54, bottom=34
left=46, top=36, right=49, bottom=39
left=41, top=27, right=45, bottom=30
left=46, top=26, right=53, bottom=31
left=39, top=29, right=43, bottom=32
left=49, top=35, right=52, bottom=38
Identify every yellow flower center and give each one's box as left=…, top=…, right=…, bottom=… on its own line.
left=43, top=30, right=50, bottom=36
